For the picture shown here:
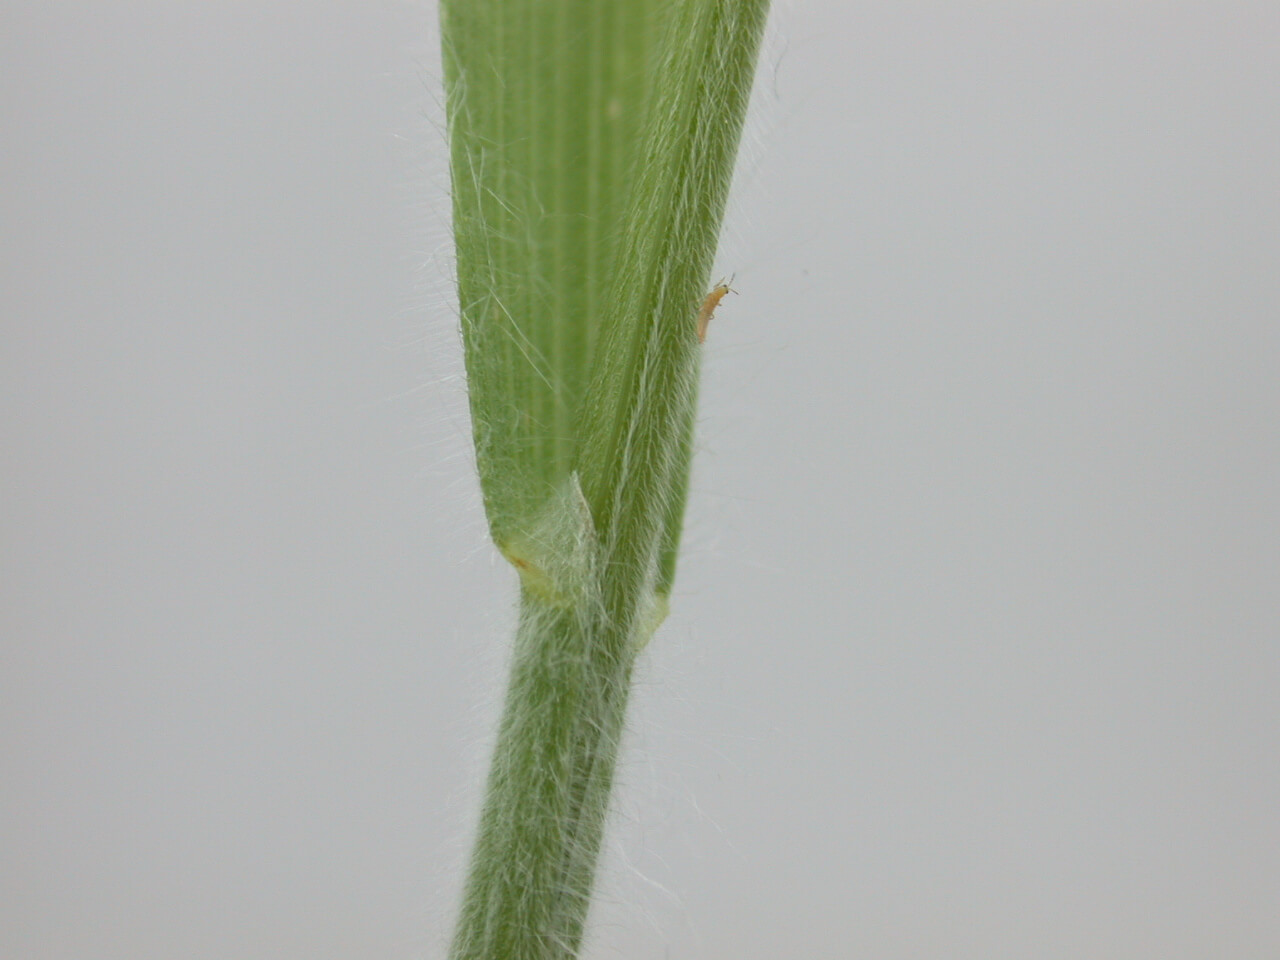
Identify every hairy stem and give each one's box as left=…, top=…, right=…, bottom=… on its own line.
left=448, top=593, right=637, bottom=960
left=441, top=0, right=770, bottom=956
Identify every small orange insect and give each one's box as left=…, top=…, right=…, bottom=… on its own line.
left=696, top=276, right=736, bottom=344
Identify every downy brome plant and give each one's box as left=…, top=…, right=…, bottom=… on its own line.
left=439, top=1, right=770, bottom=956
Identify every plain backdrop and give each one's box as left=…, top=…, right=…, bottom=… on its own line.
left=4, top=2, right=1278, bottom=958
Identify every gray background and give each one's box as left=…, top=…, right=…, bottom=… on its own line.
left=4, top=2, right=1277, bottom=958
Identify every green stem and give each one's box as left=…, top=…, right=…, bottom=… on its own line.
left=448, top=592, right=636, bottom=960
left=441, top=1, right=770, bottom=956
